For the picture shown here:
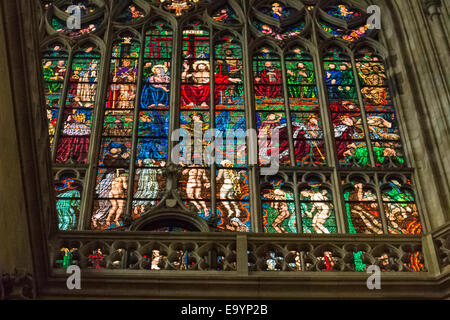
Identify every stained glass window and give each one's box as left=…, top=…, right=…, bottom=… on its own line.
left=39, top=0, right=422, bottom=235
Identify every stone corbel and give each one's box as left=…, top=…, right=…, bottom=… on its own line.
left=423, top=0, right=442, bottom=20
left=0, top=269, right=35, bottom=300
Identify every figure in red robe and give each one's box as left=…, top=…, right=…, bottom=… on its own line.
left=254, top=61, right=282, bottom=98
left=330, top=101, right=362, bottom=160
left=180, top=60, right=241, bottom=108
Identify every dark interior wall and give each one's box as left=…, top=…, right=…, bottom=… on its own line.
left=0, top=3, right=34, bottom=275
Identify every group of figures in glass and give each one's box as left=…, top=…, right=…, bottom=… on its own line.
left=40, top=0, right=421, bottom=236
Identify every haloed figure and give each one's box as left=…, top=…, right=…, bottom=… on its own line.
left=141, top=64, right=170, bottom=108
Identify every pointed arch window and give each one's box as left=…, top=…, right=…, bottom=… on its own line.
left=38, top=0, right=423, bottom=236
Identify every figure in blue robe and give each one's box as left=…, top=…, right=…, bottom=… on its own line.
left=140, top=64, right=170, bottom=109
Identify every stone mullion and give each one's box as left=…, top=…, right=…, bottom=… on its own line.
left=280, top=53, right=302, bottom=233
left=242, top=19, right=261, bottom=233
left=292, top=173, right=303, bottom=234
left=51, top=50, right=74, bottom=163
left=311, top=23, right=346, bottom=234
left=374, top=173, right=389, bottom=234
left=209, top=25, right=217, bottom=222
left=350, top=54, right=376, bottom=168
left=125, top=26, right=146, bottom=221
left=78, top=22, right=114, bottom=231
left=280, top=53, right=297, bottom=169
left=168, top=19, right=182, bottom=164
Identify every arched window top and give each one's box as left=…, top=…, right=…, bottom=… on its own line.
left=42, top=42, right=70, bottom=57
left=285, top=46, right=313, bottom=60
left=111, top=35, right=141, bottom=58
left=253, top=46, right=281, bottom=59
left=323, top=45, right=352, bottom=60
left=72, top=43, right=101, bottom=57
left=43, top=0, right=107, bottom=38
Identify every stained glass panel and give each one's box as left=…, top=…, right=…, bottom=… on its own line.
left=262, top=177, right=297, bottom=234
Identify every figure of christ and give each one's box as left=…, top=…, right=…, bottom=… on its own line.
left=181, top=60, right=241, bottom=108
left=183, top=166, right=211, bottom=216
left=300, top=190, right=332, bottom=234
left=108, top=59, right=137, bottom=109
left=267, top=189, right=292, bottom=233
left=348, top=183, right=383, bottom=234
left=217, top=160, right=244, bottom=219
left=215, top=49, right=243, bottom=104
left=254, top=61, right=282, bottom=98
left=106, top=170, right=128, bottom=227
left=258, top=113, right=284, bottom=164
left=141, top=64, right=171, bottom=108
left=132, top=159, right=165, bottom=219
